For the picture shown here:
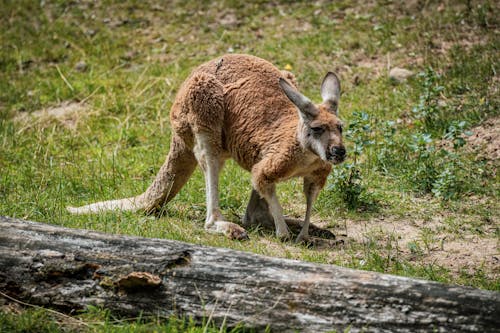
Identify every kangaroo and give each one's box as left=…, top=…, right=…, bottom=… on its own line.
left=67, top=54, right=345, bottom=243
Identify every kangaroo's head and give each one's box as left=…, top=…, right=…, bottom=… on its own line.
left=279, top=72, right=345, bottom=164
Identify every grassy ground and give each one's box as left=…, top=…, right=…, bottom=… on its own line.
left=1, top=0, right=499, bottom=331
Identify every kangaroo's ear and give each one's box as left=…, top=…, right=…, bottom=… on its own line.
left=320, top=72, right=341, bottom=114
left=279, top=77, right=317, bottom=120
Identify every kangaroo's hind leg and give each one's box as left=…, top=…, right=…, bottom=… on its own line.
left=186, top=72, right=248, bottom=240
left=194, top=132, right=248, bottom=240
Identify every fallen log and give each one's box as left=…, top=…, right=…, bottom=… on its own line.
left=0, top=216, right=498, bottom=332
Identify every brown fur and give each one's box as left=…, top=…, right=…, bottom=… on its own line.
left=67, top=54, right=345, bottom=242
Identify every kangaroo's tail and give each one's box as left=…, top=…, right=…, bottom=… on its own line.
left=67, top=135, right=197, bottom=215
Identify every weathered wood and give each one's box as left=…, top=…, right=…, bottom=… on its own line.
left=0, top=216, right=498, bottom=333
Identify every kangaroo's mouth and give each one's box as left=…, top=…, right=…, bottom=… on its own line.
left=328, top=155, right=345, bottom=164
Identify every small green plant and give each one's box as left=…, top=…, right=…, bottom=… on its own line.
left=442, top=120, right=472, bottom=150
left=431, top=121, right=473, bottom=200
left=329, top=111, right=375, bottom=209
left=330, top=163, right=365, bottom=209
left=407, top=132, right=438, bottom=193
left=419, top=227, right=437, bottom=253
left=375, top=120, right=397, bottom=174
left=399, top=118, right=477, bottom=201
left=412, top=68, right=445, bottom=131
left=407, top=241, right=423, bottom=256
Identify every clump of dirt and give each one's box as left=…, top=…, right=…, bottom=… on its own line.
left=465, top=116, right=500, bottom=161
left=14, top=101, right=89, bottom=130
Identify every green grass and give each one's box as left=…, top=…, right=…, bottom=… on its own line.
left=0, top=305, right=259, bottom=333
left=1, top=0, right=499, bottom=331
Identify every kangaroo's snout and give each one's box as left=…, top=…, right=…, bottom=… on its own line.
left=328, top=146, right=346, bottom=164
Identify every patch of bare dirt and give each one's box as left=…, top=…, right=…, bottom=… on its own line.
left=14, top=101, right=89, bottom=130
left=336, top=216, right=499, bottom=279
left=438, top=116, right=500, bottom=162
left=354, top=53, right=387, bottom=77
left=465, top=116, right=500, bottom=161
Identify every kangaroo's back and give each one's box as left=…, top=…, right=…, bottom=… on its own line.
left=195, top=54, right=282, bottom=87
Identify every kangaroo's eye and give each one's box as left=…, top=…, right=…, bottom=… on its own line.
left=337, top=124, right=343, bottom=134
left=310, top=126, right=325, bottom=135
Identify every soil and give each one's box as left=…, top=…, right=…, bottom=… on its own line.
left=14, top=101, right=89, bottom=130
left=465, top=116, right=500, bottom=161
left=255, top=209, right=499, bottom=281
left=338, top=215, right=499, bottom=280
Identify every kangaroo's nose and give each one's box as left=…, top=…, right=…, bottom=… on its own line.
left=329, top=146, right=346, bottom=163
left=333, top=146, right=346, bottom=158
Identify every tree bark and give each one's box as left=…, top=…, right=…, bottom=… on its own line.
left=0, top=216, right=498, bottom=333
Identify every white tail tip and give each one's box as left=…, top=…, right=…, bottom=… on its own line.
left=66, top=197, right=142, bottom=215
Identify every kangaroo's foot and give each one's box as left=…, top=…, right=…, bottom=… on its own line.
left=206, top=221, right=249, bottom=240
left=205, top=214, right=249, bottom=240
left=275, top=223, right=291, bottom=242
